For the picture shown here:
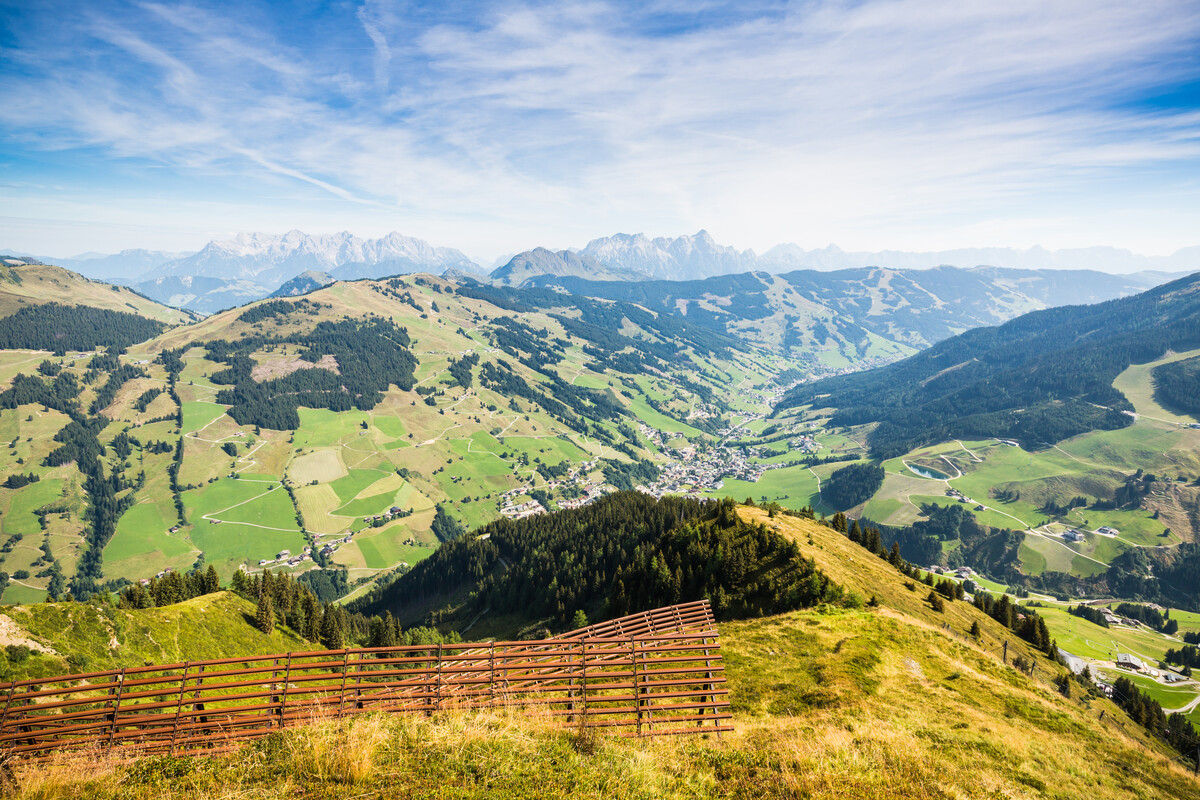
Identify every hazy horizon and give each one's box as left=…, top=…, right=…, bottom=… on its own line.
left=6, top=229, right=1200, bottom=278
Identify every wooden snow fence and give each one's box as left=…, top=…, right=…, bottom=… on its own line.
left=0, top=600, right=731, bottom=760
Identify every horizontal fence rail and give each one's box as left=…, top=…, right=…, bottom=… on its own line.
left=0, top=601, right=731, bottom=760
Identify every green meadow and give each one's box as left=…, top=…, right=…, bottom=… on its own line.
left=104, top=501, right=196, bottom=577
left=181, top=401, right=227, bottom=434
left=707, top=463, right=822, bottom=511
left=182, top=478, right=305, bottom=576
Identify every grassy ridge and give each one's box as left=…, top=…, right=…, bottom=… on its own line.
left=10, top=549, right=1200, bottom=799
left=0, top=263, right=193, bottom=326
left=0, top=591, right=307, bottom=680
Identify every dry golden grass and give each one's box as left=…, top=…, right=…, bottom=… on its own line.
left=10, top=599, right=1200, bottom=800
left=279, top=710, right=390, bottom=784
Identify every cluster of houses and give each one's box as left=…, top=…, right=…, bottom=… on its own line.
left=926, top=564, right=976, bottom=581
left=556, top=487, right=608, bottom=510
left=362, top=506, right=410, bottom=527
left=788, top=435, right=821, bottom=453
left=716, top=414, right=762, bottom=440
left=492, top=455, right=610, bottom=516
left=943, top=487, right=986, bottom=511
left=258, top=546, right=314, bottom=569
left=1115, top=652, right=1164, bottom=677
left=500, top=499, right=546, bottom=520
left=1096, top=606, right=1149, bottom=628
left=638, top=422, right=686, bottom=449
left=637, top=443, right=774, bottom=498
left=1089, top=646, right=1191, bottom=693
left=316, top=534, right=354, bottom=560
left=138, top=567, right=174, bottom=586
left=1061, top=525, right=1119, bottom=542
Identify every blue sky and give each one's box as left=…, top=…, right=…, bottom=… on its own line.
left=1, top=0, right=1199, bottom=261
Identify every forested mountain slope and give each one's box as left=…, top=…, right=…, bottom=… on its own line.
left=776, top=271, right=1200, bottom=457
left=349, top=494, right=847, bottom=636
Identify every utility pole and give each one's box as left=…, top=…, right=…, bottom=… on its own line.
left=1003, top=640, right=1008, bottom=664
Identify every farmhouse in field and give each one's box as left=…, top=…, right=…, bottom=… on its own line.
left=1116, top=653, right=1144, bottom=671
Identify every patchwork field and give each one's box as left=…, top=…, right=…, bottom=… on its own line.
left=0, top=272, right=830, bottom=602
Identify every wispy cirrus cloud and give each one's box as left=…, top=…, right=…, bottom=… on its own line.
left=1, top=0, right=1199, bottom=257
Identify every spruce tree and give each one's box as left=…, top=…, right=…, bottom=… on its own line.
left=302, top=593, right=322, bottom=642
left=255, top=590, right=274, bottom=634
left=320, top=604, right=345, bottom=649
left=204, top=565, right=220, bottom=593
left=368, top=615, right=393, bottom=648
left=380, top=611, right=398, bottom=647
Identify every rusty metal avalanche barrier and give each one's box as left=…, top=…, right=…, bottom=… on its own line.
left=0, top=601, right=731, bottom=760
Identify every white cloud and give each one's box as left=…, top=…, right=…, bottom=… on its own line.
left=1, top=0, right=1199, bottom=256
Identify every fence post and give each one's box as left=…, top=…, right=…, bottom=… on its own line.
left=279, top=653, right=293, bottom=728
left=269, top=657, right=282, bottom=726
left=580, top=638, right=589, bottom=731
left=0, top=680, right=16, bottom=736
left=435, top=643, right=444, bottom=712
left=192, top=664, right=207, bottom=730
left=700, top=635, right=719, bottom=735
left=488, top=642, right=496, bottom=706
left=632, top=636, right=642, bottom=737
left=106, top=669, right=127, bottom=749
left=337, top=649, right=351, bottom=719
left=353, top=651, right=364, bottom=712
left=170, top=662, right=191, bottom=755
left=566, top=641, right=578, bottom=724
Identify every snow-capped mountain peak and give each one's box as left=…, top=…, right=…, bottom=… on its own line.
left=578, top=230, right=758, bottom=281
left=150, top=230, right=477, bottom=287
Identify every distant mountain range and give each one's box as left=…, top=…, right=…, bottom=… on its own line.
left=579, top=231, right=758, bottom=281
left=152, top=230, right=477, bottom=286
left=9, top=229, right=1199, bottom=313
left=528, top=266, right=1169, bottom=352
left=12, top=231, right=479, bottom=313
left=53, top=249, right=190, bottom=282
left=489, top=233, right=1198, bottom=287
left=490, top=247, right=652, bottom=285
